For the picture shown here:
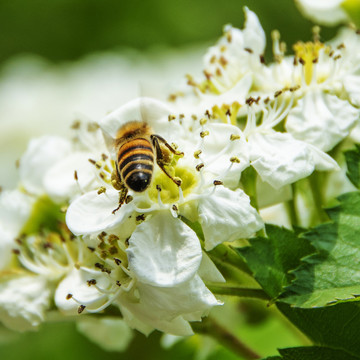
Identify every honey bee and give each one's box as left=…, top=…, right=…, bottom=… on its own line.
left=114, top=121, right=183, bottom=194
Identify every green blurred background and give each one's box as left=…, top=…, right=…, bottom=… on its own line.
left=0, top=0, right=338, bottom=65
left=0, top=0, right=338, bottom=359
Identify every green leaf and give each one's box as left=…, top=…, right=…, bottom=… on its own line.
left=281, top=192, right=360, bottom=307
left=277, top=346, right=360, bottom=360
left=345, top=144, right=360, bottom=189
left=236, top=225, right=314, bottom=299
left=277, top=301, right=360, bottom=357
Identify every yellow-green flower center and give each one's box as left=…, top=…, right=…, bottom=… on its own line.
left=148, top=166, right=198, bottom=204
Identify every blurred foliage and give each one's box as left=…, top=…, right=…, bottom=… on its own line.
left=0, top=0, right=339, bottom=65
left=0, top=298, right=307, bottom=360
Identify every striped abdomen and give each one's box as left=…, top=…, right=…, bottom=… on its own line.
left=117, top=138, right=154, bottom=192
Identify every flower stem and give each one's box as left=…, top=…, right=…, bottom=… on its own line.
left=241, top=166, right=258, bottom=210
left=286, top=184, right=299, bottom=227
left=192, top=317, right=261, bottom=359
left=308, top=171, right=328, bottom=224
left=207, top=284, right=270, bottom=301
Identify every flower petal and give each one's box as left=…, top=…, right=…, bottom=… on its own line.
left=198, top=186, right=263, bottom=251
left=0, top=190, right=34, bottom=270
left=119, top=275, right=219, bottom=335
left=44, top=152, right=97, bottom=202
left=55, top=268, right=109, bottom=315
left=249, top=131, right=315, bottom=189
left=307, top=143, right=340, bottom=171
left=0, top=190, right=33, bottom=236
left=127, top=211, right=202, bottom=287
left=242, top=6, right=266, bottom=54
left=66, top=189, right=134, bottom=236
left=100, top=97, right=174, bottom=139
left=19, top=136, right=72, bottom=194
left=198, top=251, right=225, bottom=283
left=0, top=276, right=50, bottom=331
left=286, top=92, right=359, bottom=152
left=120, top=303, right=193, bottom=336
left=77, top=317, right=133, bottom=352
left=343, top=73, right=360, bottom=107
left=295, top=0, right=349, bottom=25
left=201, top=123, right=249, bottom=188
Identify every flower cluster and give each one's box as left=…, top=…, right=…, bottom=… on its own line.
left=0, top=5, right=360, bottom=353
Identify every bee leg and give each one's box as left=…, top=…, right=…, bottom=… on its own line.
left=151, top=135, right=182, bottom=186
left=112, top=186, right=128, bottom=214
left=112, top=204, right=121, bottom=215
left=151, top=134, right=184, bottom=157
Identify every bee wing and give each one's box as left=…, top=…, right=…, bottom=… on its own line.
left=138, top=83, right=150, bottom=124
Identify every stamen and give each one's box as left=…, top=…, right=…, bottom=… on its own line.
left=196, top=163, right=204, bottom=171
left=178, top=186, right=185, bottom=203
left=200, top=118, right=207, bottom=126
left=97, top=187, right=106, bottom=195
left=194, top=150, right=202, bottom=159
left=74, top=170, right=84, bottom=194
left=70, top=293, right=108, bottom=307
left=230, top=134, right=240, bottom=141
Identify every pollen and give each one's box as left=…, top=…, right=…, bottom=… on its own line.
left=200, top=130, right=210, bottom=138
left=97, top=187, right=106, bottom=195
left=230, top=134, right=240, bottom=141
left=194, top=150, right=202, bottom=159
left=148, top=166, right=198, bottom=204
left=230, top=156, right=240, bottom=163
left=293, top=41, right=325, bottom=85
left=196, top=163, right=204, bottom=171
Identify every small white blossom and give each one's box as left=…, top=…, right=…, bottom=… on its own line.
left=295, top=0, right=350, bottom=25
left=261, top=34, right=360, bottom=153
left=18, top=122, right=109, bottom=203
left=286, top=90, right=359, bottom=152
left=19, top=136, right=72, bottom=195
left=0, top=190, right=34, bottom=270
left=0, top=276, right=50, bottom=332
left=76, top=317, right=134, bottom=351
left=222, top=94, right=339, bottom=190
left=169, top=7, right=267, bottom=119
left=202, top=7, right=266, bottom=93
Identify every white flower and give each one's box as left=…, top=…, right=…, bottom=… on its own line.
left=286, top=90, right=359, bottom=152
left=169, top=7, right=266, bottom=119
left=329, top=28, right=360, bottom=107
left=67, top=97, right=263, bottom=250
left=0, top=204, right=94, bottom=332
left=295, top=0, right=350, bottom=25
left=53, top=230, right=221, bottom=336
left=76, top=317, right=134, bottom=352
left=261, top=35, right=360, bottom=153
left=0, top=190, right=34, bottom=270
left=227, top=94, right=339, bottom=190
left=19, top=136, right=72, bottom=195
left=18, top=122, right=109, bottom=203
left=0, top=276, right=50, bottom=332
left=202, top=7, right=266, bottom=93
left=62, top=97, right=263, bottom=334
